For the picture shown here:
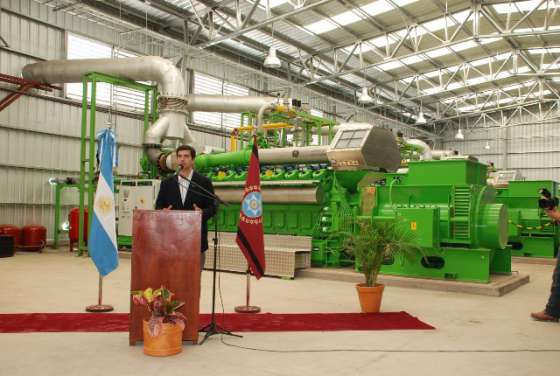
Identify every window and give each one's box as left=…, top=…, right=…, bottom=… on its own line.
left=310, top=108, right=323, bottom=117
left=192, top=72, right=250, bottom=129
left=66, top=33, right=151, bottom=111
left=66, top=34, right=111, bottom=106
left=335, top=129, right=368, bottom=149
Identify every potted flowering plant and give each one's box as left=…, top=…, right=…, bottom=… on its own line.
left=131, top=286, right=186, bottom=356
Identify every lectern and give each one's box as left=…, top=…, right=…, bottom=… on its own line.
left=129, top=209, right=201, bottom=345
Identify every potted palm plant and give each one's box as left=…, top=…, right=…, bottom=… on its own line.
left=345, top=220, right=421, bottom=313
left=131, top=286, right=186, bottom=356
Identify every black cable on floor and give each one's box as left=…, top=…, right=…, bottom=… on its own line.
left=219, top=338, right=560, bottom=353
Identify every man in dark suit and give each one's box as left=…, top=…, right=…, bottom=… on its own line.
left=155, top=145, right=216, bottom=271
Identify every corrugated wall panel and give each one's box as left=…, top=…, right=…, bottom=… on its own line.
left=443, top=114, right=560, bottom=181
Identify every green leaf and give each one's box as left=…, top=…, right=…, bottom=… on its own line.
left=143, top=288, right=154, bottom=302
left=160, top=287, right=171, bottom=301
left=343, top=220, right=423, bottom=287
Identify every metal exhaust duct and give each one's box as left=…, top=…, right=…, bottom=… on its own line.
left=405, top=138, right=433, bottom=160
left=22, top=56, right=192, bottom=156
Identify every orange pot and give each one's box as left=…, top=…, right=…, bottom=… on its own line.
left=142, top=320, right=183, bottom=357
left=356, top=283, right=385, bottom=313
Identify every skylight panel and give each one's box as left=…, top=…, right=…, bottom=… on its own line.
left=529, top=47, right=560, bottom=54
left=332, top=11, right=363, bottom=25
left=304, top=19, right=338, bottom=34
left=246, top=0, right=291, bottom=10
left=304, top=10, right=364, bottom=34
left=392, top=0, right=418, bottom=6
left=425, top=47, right=450, bottom=59
left=304, top=0, right=418, bottom=35
left=378, top=60, right=404, bottom=71
left=493, top=0, right=558, bottom=14
left=361, top=0, right=394, bottom=17
left=542, top=63, right=560, bottom=70
left=450, top=40, right=479, bottom=52
left=269, top=0, right=290, bottom=7
left=423, top=17, right=453, bottom=33
left=368, top=35, right=393, bottom=47
left=400, top=55, right=424, bottom=65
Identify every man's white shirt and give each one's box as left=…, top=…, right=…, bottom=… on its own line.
left=178, top=169, right=194, bottom=204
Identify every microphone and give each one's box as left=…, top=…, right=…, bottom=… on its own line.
left=176, top=162, right=184, bottom=175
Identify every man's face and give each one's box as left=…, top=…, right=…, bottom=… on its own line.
left=177, top=150, right=194, bottom=170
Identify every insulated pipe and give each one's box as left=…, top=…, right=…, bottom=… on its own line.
left=431, top=150, right=457, bottom=160
left=406, top=138, right=432, bottom=160
left=184, top=95, right=278, bottom=113
left=256, top=103, right=273, bottom=133
left=22, top=56, right=189, bottom=163
left=144, top=115, right=170, bottom=146
left=22, top=56, right=185, bottom=96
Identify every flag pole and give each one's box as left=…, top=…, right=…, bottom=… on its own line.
left=86, top=274, right=114, bottom=312
left=235, top=268, right=261, bottom=313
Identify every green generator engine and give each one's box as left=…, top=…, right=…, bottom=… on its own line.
left=496, top=180, right=559, bottom=258
left=194, top=124, right=400, bottom=267
left=370, top=158, right=511, bottom=283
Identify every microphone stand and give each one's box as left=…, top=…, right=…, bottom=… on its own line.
left=177, top=171, right=242, bottom=344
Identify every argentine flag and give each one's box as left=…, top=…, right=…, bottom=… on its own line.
left=89, top=128, right=119, bottom=276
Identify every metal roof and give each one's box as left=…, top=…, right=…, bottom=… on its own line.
left=40, top=0, right=560, bottom=132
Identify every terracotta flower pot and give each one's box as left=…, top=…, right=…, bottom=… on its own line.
left=142, top=320, right=183, bottom=357
left=356, top=283, right=385, bottom=313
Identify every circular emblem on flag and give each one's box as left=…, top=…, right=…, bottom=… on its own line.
left=242, top=192, right=262, bottom=218
left=96, top=196, right=114, bottom=215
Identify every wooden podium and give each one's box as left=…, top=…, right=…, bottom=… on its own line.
left=129, top=209, right=202, bottom=345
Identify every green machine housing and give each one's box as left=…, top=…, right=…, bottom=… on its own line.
left=370, top=159, right=511, bottom=283
left=193, top=124, right=401, bottom=267
left=204, top=164, right=376, bottom=267
left=496, top=180, right=559, bottom=258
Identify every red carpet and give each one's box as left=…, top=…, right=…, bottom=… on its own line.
left=0, top=312, right=434, bottom=333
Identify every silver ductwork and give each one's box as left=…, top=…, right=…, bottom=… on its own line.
left=260, top=145, right=330, bottom=164
left=405, top=138, right=432, bottom=160
left=22, top=56, right=189, bottom=160
left=22, top=56, right=185, bottom=96
left=431, top=150, right=457, bottom=160
left=185, top=95, right=278, bottom=133
left=184, top=95, right=277, bottom=113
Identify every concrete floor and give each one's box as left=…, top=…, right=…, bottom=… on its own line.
left=0, top=248, right=558, bottom=376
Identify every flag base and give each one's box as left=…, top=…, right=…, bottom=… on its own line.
left=85, top=304, right=114, bottom=313
left=234, top=305, right=261, bottom=314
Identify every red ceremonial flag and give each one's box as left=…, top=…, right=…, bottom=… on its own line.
left=236, top=135, right=266, bottom=279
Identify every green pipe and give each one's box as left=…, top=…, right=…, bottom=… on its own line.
left=78, top=77, right=88, bottom=255
left=195, top=149, right=253, bottom=170
left=86, top=79, right=97, bottom=256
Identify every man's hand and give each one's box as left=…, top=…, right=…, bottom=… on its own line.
left=544, top=208, right=560, bottom=222
left=163, top=205, right=172, bottom=211
left=193, top=204, right=202, bottom=212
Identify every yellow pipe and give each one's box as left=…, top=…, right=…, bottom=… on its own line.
left=236, top=123, right=294, bottom=133
left=229, top=129, right=238, bottom=152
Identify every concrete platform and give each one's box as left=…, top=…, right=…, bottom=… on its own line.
left=512, top=256, right=557, bottom=266
left=297, top=268, right=530, bottom=297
